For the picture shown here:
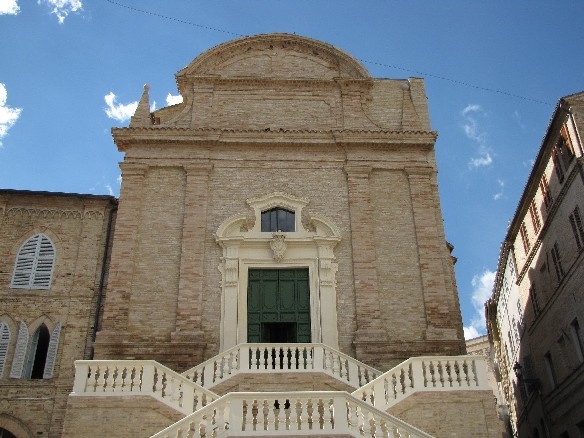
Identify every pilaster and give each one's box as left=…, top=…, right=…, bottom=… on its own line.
left=172, top=163, right=213, bottom=341
left=95, top=163, right=148, bottom=341
left=406, top=167, right=460, bottom=342
left=344, top=165, right=388, bottom=348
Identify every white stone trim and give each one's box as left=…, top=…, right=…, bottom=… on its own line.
left=216, top=192, right=341, bottom=351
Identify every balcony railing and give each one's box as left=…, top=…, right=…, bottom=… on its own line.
left=72, top=360, right=219, bottom=415
left=151, top=391, right=433, bottom=438
left=352, top=355, right=491, bottom=411
left=181, top=343, right=380, bottom=390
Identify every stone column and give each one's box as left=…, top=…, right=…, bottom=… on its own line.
left=96, top=163, right=147, bottom=340
left=172, top=163, right=213, bottom=341
left=406, top=167, right=459, bottom=341
left=344, top=165, right=388, bottom=352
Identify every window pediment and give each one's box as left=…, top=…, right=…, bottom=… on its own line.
left=215, top=192, right=340, bottom=241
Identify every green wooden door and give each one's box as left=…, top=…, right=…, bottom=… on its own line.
left=247, top=268, right=310, bottom=343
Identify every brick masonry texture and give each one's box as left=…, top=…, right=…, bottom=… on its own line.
left=0, top=34, right=486, bottom=437
left=0, top=190, right=117, bottom=437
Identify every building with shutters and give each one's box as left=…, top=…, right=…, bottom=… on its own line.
left=1, top=34, right=502, bottom=437
left=486, top=92, right=584, bottom=437
left=0, top=190, right=117, bottom=437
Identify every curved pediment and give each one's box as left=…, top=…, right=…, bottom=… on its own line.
left=177, top=33, right=370, bottom=81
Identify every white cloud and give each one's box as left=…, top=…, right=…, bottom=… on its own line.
left=512, top=110, right=526, bottom=131
left=0, top=0, right=20, bottom=15
left=38, top=0, right=82, bottom=24
left=166, top=93, right=183, bottom=106
left=0, top=83, right=22, bottom=147
left=493, top=179, right=505, bottom=201
left=104, top=92, right=138, bottom=123
left=463, top=269, right=495, bottom=340
left=469, top=150, right=492, bottom=168
left=460, top=104, right=493, bottom=169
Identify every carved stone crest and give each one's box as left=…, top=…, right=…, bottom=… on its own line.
left=270, top=232, right=287, bottom=262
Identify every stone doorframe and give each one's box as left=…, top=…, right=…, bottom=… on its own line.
left=215, top=192, right=341, bottom=352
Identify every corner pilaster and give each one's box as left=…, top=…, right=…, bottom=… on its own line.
left=172, top=163, right=213, bottom=341
left=96, top=162, right=148, bottom=339
left=406, top=167, right=460, bottom=342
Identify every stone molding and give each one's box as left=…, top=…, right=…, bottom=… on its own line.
left=176, top=33, right=370, bottom=81
left=5, top=208, right=104, bottom=219
left=215, top=192, right=341, bottom=351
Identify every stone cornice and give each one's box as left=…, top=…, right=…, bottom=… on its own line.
left=112, top=127, right=437, bottom=150
left=179, top=76, right=374, bottom=90
left=176, top=33, right=370, bottom=81
left=5, top=207, right=104, bottom=219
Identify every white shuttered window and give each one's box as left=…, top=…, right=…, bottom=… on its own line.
left=0, top=323, right=10, bottom=378
left=9, top=321, right=29, bottom=378
left=8, top=321, right=61, bottom=379
left=11, top=234, right=56, bottom=289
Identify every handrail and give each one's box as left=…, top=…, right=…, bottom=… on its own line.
left=150, top=391, right=434, bottom=438
left=72, top=360, right=219, bottom=415
left=352, top=355, right=491, bottom=411
left=181, top=343, right=380, bottom=390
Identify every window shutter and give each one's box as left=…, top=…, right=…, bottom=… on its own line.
left=33, top=236, right=56, bottom=289
left=24, top=328, right=40, bottom=379
left=11, top=235, right=40, bottom=288
left=9, top=321, right=29, bottom=378
left=43, top=323, right=61, bottom=379
left=0, top=323, right=10, bottom=378
left=11, top=234, right=55, bottom=289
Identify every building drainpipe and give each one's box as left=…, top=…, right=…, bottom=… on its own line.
left=89, top=200, right=117, bottom=360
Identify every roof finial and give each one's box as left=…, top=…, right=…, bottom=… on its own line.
left=130, top=84, right=152, bottom=127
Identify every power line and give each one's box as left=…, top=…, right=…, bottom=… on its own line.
left=358, top=59, right=554, bottom=106
left=102, top=0, right=245, bottom=37
left=103, top=0, right=554, bottom=107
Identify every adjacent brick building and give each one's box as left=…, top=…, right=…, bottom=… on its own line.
left=487, top=92, right=584, bottom=437
left=1, top=34, right=501, bottom=437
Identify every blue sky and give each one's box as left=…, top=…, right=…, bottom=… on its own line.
left=1, top=1, right=583, bottom=340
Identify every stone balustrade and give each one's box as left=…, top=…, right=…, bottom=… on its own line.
left=151, top=391, right=433, bottom=438
left=181, top=343, right=380, bottom=390
left=72, top=360, right=218, bottom=415
left=352, top=355, right=491, bottom=411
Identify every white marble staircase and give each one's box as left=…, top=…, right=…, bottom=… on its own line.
left=70, top=344, right=491, bottom=437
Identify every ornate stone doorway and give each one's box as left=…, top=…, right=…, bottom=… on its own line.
left=215, top=192, right=341, bottom=351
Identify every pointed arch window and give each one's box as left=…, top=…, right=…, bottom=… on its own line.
left=9, top=321, right=61, bottom=379
left=0, top=323, right=10, bottom=378
left=11, top=233, right=56, bottom=289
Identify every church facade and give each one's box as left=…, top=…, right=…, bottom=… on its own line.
left=1, top=34, right=501, bottom=437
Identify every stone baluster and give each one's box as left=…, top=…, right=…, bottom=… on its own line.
left=321, top=397, right=333, bottom=431
left=96, top=365, right=107, bottom=392
left=263, top=399, right=273, bottom=431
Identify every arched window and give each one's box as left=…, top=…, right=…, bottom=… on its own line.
left=9, top=321, right=61, bottom=379
left=0, top=323, right=10, bottom=378
left=0, top=428, right=17, bottom=438
left=11, top=233, right=56, bottom=289
left=261, top=208, right=295, bottom=232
